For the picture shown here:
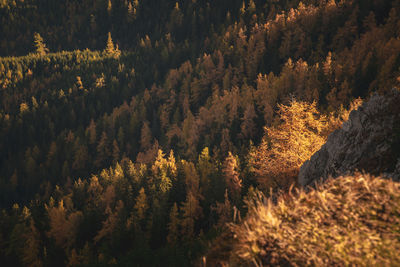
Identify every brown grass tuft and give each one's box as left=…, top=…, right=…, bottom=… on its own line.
left=230, top=174, right=400, bottom=266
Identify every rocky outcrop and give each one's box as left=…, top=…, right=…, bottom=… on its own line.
left=299, top=89, right=400, bottom=187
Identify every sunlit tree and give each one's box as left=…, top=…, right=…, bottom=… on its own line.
left=33, top=32, right=49, bottom=56
left=250, top=99, right=328, bottom=191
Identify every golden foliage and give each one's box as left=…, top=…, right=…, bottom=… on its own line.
left=230, top=174, right=400, bottom=266
left=250, top=99, right=328, bottom=191
left=250, top=98, right=362, bottom=191
left=33, top=32, right=49, bottom=56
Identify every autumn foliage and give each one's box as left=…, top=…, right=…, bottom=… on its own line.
left=250, top=98, right=363, bottom=191
left=0, top=0, right=399, bottom=265
left=250, top=100, right=327, bottom=191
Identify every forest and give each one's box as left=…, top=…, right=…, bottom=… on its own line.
left=1, top=0, right=400, bottom=266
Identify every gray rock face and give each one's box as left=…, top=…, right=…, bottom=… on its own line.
left=299, top=89, right=400, bottom=187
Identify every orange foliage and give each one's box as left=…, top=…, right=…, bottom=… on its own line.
left=250, top=99, right=327, bottom=191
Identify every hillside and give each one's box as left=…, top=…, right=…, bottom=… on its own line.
left=215, top=174, right=400, bottom=266
left=299, top=88, right=400, bottom=186
left=1, top=0, right=400, bottom=266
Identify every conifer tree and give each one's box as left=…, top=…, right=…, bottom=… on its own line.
left=95, top=131, right=109, bottom=167
left=105, top=32, right=115, bottom=54
left=94, top=200, right=124, bottom=243
left=72, top=139, right=88, bottom=171
left=223, top=152, right=242, bottom=200
left=22, top=219, right=43, bottom=267
left=46, top=199, right=83, bottom=249
left=107, top=0, right=112, bottom=14
left=85, top=120, right=97, bottom=145
left=112, top=139, right=120, bottom=163
left=104, top=32, right=120, bottom=58
left=167, top=203, right=180, bottom=245
left=212, top=189, right=232, bottom=228
left=134, top=188, right=148, bottom=222
left=197, top=147, right=214, bottom=195
left=250, top=100, right=328, bottom=191
left=181, top=191, right=202, bottom=238
left=33, top=33, right=49, bottom=56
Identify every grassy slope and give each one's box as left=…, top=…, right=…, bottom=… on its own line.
left=222, top=174, right=400, bottom=266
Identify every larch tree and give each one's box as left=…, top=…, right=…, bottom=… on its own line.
left=94, top=200, right=124, bottom=243
left=95, top=131, right=109, bottom=167
left=105, top=32, right=120, bottom=57
left=181, top=160, right=200, bottom=196
left=140, top=121, right=152, bottom=151
left=72, top=139, right=88, bottom=171
left=240, top=104, right=257, bottom=140
left=134, top=187, right=149, bottom=222
left=166, top=203, right=180, bottom=245
left=151, top=149, right=176, bottom=194
left=33, top=32, right=49, bottom=56
left=112, top=139, right=120, bottom=163
left=197, top=147, right=213, bottom=192
left=180, top=191, right=202, bottom=238
left=223, top=152, right=242, bottom=201
left=46, top=199, right=83, bottom=249
left=22, top=219, right=42, bottom=267
left=212, top=189, right=233, bottom=228
left=250, top=99, right=328, bottom=191
left=85, top=119, right=97, bottom=145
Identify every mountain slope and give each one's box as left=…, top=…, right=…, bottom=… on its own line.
left=299, top=88, right=400, bottom=186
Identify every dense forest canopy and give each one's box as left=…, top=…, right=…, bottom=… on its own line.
left=1, top=0, right=400, bottom=266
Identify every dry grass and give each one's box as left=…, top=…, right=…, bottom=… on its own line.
left=230, top=174, right=400, bottom=266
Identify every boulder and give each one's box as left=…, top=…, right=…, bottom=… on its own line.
left=299, top=89, right=400, bottom=186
